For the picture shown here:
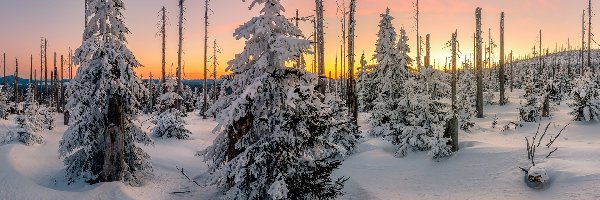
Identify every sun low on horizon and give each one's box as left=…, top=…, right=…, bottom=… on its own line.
left=0, top=0, right=594, bottom=79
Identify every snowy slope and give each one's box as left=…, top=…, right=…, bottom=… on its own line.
left=1, top=90, right=600, bottom=200
left=0, top=114, right=219, bottom=200
left=337, top=91, right=600, bottom=200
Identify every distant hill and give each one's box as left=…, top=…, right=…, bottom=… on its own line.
left=0, top=75, right=31, bottom=86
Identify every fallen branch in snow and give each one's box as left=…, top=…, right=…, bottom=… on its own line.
left=176, top=166, right=201, bottom=187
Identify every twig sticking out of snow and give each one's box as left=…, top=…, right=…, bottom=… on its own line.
left=519, top=167, right=528, bottom=173
left=536, top=123, right=551, bottom=147
left=546, top=148, right=559, bottom=159
left=546, top=123, right=569, bottom=148
left=524, top=122, right=570, bottom=166
left=176, top=166, right=201, bottom=187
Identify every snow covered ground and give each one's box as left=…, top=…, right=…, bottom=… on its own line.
left=1, top=90, right=600, bottom=199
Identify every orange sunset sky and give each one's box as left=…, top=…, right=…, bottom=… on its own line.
left=0, top=0, right=595, bottom=80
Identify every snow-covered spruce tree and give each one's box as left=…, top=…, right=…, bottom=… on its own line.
left=10, top=84, right=45, bottom=146
left=151, top=78, right=190, bottom=139
left=16, top=84, right=54, bottom=133
left=519, top=69, right=541, bottom=122
left=200, top=0, right=357, bottom=199
left=569, top=71, right=600, bottom=121
left=457, top=65, right=476, bottom=131
left=369, top=9, right=408, bottom=137
left=323, top=93, right=362, bottom=157
left=484, top=70, right=498, bottom=105
left=182, top=85, right=196, bottom=113
left=385, top=68, right=452, bottom=159
left=357, top=52, right=375, bottom=112
left=0, top=89, right=9, bottom=120
left=59, top=0, right=152, bottom=186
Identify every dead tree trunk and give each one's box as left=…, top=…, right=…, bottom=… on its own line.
left=202, top=0, right=209, bottom=119
left=212, top=39, right=218, bottom=105
left=100, top=96, right=125, bottom=183
left=510, top=51, right=514, bottom=92
left=60, top=55, right=64, bottom=113
left=446, top=30, right=459, bottom=152
left=540, top=30, right=550, bottom=118
left=499, top=12, right=506, bottom=105
left=176, top=0, right=185, bottom=109
left=160, top=6, right=167, bottom=86
left=341, top=2, right=347, bottom=97
left=588, top=0, right=592, bottom=73
left=29, top=55, right=33, bottom=85
left=582, top=10, right=586, bottom=75
left=416, top=0, right=421, bottom=71
left=45, top=40, right=48, bottom=102
left=425, top=34, right=431, bottom=67
left=475, top=8, right=484, bottom=118
left=347, top=0, right=358, bottom=125
left=54, top=52, right=59, bottom=109
left=14, top=59, right=19, bottom=103
left=316, top=0, right=326, bottom=96
left=3, top=53, right=5, bottom=92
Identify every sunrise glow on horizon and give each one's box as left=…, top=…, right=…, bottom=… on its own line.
left=0, top=0, right=594, bottom=79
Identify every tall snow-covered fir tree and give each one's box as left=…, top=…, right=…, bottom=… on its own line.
left=59, top=0, right=152, bottom=186
left=357, top=52, right=376, bottom=112
left=367, top=9, right=450, bottom=159
left=151, top=78, right=191, bottom=139
left=457, top=64, right=476, bottom=131
left=369, top=9, right=409, bottom=137
left=569, top=71, right=600, bottom=121
left=200, top=0, right=358, bottom=199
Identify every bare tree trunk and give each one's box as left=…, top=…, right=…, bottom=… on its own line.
left=582, top=10, right=586, bottom=75
left=45, top=40, right=48, bottom=103
left=425, top=34, right=431, bottom=67
left=312, top=19, right=317, bottom=74
left=416, top=0, right=421, bottom=71
left=29, top=55, right=33, bottom=85
left=160, top=6, right=166, bottom=86
left=475, top=8, right=484, bottom=118
left=213, top=39, right=218, bottom=108
left=316, top=0, right=326, bottom=96
left=177, top=0, right=185, bottom=110
left=3, top=53, right=5, bottom=92
left=100, top=96, right=125, bottom=183
left=499, top=12, right=506, bottom=105
left=510, top=51, right=513, bottom=92
left=202, top=0, right=210, bottom=118
left=69, top=48, right=73, bottom=80
left=60, top=55, right=64, bottom=113
left=347, top=0, right=358, bottom=125
left=589, top=0, right=593, bottom=73
left=14, top=59, right=18, bottom=103
left=149, top=73, right=153, bottom=113
left=540, top=30, right=550, bottom=118
left=446, top=30, right=459, bottom=152
left=341, top=2, right=347, bottom=98
left=54, top=52, right=58, bottom=108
